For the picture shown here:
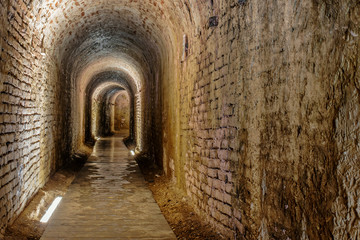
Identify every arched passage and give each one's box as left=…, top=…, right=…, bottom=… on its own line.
left=84, top=71, right=135, bottom=145
left=2, top=1, right=360, bottom=239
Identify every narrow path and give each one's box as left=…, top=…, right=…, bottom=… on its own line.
left=41, top=134, right=176, bottom=240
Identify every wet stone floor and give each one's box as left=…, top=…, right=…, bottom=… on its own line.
left=41, top=135, right=176, bottom=240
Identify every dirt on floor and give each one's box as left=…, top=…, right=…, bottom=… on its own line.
left=148, top=176, right=226, bottom=240
left=136, top=154, right=225, bottom=240
left=5, top=151, right=224, bottom=240
left=4, top=170, right=75, bottom=240
left=4, top=157, right=86, bottom=240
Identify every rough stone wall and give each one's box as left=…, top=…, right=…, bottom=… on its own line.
left=113, top=91, right=130, bottom=131
left=332, top=3, right=360, bottom=237
left=169, top=0, right=360, bottom=239
left=0, top=1, right=72, bottom=236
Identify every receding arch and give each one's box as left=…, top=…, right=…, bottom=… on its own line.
left=85, top=74, right=135, bottom=146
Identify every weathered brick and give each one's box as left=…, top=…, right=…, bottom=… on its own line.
left=1, top=1, right=360, bottom=240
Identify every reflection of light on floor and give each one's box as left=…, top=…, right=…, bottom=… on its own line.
left=40, top=197, right=63, bottom=223
left=130, top=150, right=135, bottom=156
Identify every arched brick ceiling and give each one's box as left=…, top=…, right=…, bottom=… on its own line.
left=77, top=56, right=142, bottom=95
left=86, top=71, right=135, bottom=99
left=30, top=0, right=201, bottom=90
left=27, top=0, right=206, bottom=153
left=95, top=85, right=124, bottom=102
left=92, top=83, right=125, bottom=101
left=109, top=90, right=128, bottom=105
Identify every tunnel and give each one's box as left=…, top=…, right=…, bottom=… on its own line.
left=1, top=0, right=360, bottom=239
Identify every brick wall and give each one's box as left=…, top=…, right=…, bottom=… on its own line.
left=1, top=0, right=360, bottom=239
left=0, top=0, right=72, bottom=236
left=162, top=0, right=360, bottom=239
